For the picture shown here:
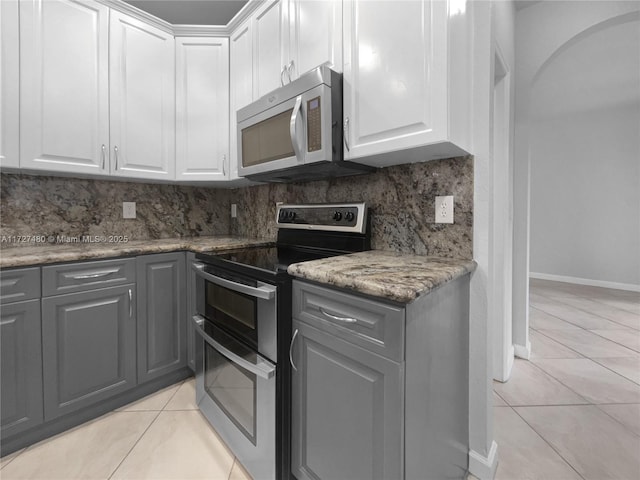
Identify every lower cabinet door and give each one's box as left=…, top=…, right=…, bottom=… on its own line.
left=291, top=319, right=404, bottom=480
left=136, top=253, right=186, bottom=383
left=1, top=299, right=43, bottom=438
left=42, top=285, right=136, bottom=420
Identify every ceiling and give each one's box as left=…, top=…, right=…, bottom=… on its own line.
left=123, top=0, right=248, bottom=25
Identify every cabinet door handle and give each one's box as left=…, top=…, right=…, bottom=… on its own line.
left=287, top=60, right=295, bottom=82
left=289, top=328, right=299, bottom=371
left=128, top=288, right=133, bottom=319
left=319, top=307, right=357, bottom=324
left=343, top=117, right=350, bottom=151
left=114, top=146, right=119, bottom=170
left=101, top=144, right=106, bottom=169
left=222, top=154, right=226, bottom=176
left=280, top=66, right=287, bottom=86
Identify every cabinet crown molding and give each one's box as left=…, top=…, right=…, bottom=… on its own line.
left=102, top=0, right=265, bottom=37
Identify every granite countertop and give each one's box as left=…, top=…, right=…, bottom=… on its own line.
left=0, top=236, right=275, bottom=268
left=288, top=250, right=477, bottom=303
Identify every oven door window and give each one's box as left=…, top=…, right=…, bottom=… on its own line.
left=204, top=332, right=258, bottom=444
left=206, top=281, right=258, bottom=349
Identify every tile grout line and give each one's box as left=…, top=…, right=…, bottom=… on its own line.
left=588, top=357, right=640, bottom=386
left=105, top=410, right=163, bottom=479
left=535, top=291, right=640, bottom=331
left=502, top=405, right=585, bottom=480
left=591, top=403, right=640, bottom=439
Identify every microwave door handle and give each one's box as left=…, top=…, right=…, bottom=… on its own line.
left=192, top=315, right=275, bottom=380
left=290, top=95, right=304, bottom=161
left=192, top=263, right=276, bottom=300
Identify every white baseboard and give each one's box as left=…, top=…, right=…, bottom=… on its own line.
left=514, top=340, right=531, bottom=360
left=469, top=441, right=498, bottom=480
left=529, top=272, right=640, bottom=293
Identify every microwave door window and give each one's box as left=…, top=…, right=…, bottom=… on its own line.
left=241, top=109, right=295, bottom=167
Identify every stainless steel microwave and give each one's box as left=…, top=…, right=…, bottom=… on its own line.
left=237, top=66, right=373, bottom=183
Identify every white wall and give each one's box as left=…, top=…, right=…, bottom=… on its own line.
left=530, top=103, right=640, bottom=286
left=515, top=1, right=640, bottom=292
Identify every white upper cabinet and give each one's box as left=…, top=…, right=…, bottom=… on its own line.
left=175, top=37, right=229, bottom=181
left=288, top=0, right=342, bottom=78
left=229, top=20, right=254, bottom=180
left=253, top=0, right=288, bottom=98
left=0, top=0, right=20, bottom=169
left=110, top=11, right=175, bottom=180
left=343, top=0, right=471, bottom=167
left=20, top=0, right=110, bottom=175
left=251, top=0, right=342, bottom=98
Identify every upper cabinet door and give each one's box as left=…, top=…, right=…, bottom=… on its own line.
left=229, top=20, right=254, bottom=180
left=20, top=0, right=110, bottom=175
left=110, top=11, right=175, bottom=180
left=253, top=0, right=288, bottom=99
left=343, top=0, right=452, bottom=164
left=288, top=0, right=342, bottom=78
left=0, top=0, right=20, bottom=170
left=175, top=37, right=229, bottom=181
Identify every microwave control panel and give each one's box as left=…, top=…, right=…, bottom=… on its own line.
left=306, top=96, right=322, bottom=152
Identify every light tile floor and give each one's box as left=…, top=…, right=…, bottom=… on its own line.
left=2, top=279, right=638, bottom=480
left=491, top=279, right=640, bottom=480
left=0, top=379, right=253, bottom=480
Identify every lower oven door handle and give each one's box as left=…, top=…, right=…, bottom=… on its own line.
left=192, top=263, right=276, bottom=300
left=192, top=315, right=276, bottom=380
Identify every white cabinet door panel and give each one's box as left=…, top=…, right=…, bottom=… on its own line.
left=176, top=37, right=229, bottom=181
left=0, top=0, right=20, bottom=169
left=110, top=12, right=175, bottom=180
left=20, top=0, right=109, bottom=174
left=230, top=20, right=253, bottom=179
left=253, top=0, right=288, bottom=99
left=289, top=0, right=342, bottom=78
left=343, top=0, right=448, bottom=161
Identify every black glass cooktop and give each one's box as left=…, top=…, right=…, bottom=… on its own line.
left=208, top=246, right=339, bottom=275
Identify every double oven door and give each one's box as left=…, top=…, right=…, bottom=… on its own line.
left=193, top=263, right=278, bottom=480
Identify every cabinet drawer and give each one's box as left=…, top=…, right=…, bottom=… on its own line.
left=1, top=267, right=40, bottom=304
left=42, top=258, right=135, bottom=296
left=293, top=280, right=404, bottom=361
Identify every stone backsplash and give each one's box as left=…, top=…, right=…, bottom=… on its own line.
left=0, top=174, right=233, bottom=245
left=1, top=155, right=472, bottom=259
left=230, top=156, right=473, bottom=259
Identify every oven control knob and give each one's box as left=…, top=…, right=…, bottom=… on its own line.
left=278, top=210, right=287, bottom=221
left=345, top=211, right=355, bottom=222
left=288, top=211, right=296, bottom=220
left=332, top=211, right=343, bottom=221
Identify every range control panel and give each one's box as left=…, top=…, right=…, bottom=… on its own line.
left=276, top=203, right=367, bottom=234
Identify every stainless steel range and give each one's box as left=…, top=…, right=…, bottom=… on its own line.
left=192, top=203, right=371, bottom=480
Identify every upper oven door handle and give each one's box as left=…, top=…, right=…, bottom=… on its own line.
left=192, top=263, right=276, bottom=300
left=192, top=315, right=276, bottom=379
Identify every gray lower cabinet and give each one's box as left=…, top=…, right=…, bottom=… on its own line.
left=136, top=252, right=187, bottom=383
left=291, top=318, right=404, bottom=480
left=1, top=299, right=44, bottom=438
left=185, top=252, right=197, bottom=371
left=42, top=284, right=137, bottom=420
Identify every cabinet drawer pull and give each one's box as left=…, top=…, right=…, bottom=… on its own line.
left=289, top=328, right=299, bottom=371
left=319, top=307, right=357, bottom=324
left=68, top=269, right=119, bottom=280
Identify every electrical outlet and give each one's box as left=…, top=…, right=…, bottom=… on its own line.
left=231, top=204, right=237, bottom=218
left=435, top=196, right=454, bottom=224
left=123, top=202, right=136, bottom=219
